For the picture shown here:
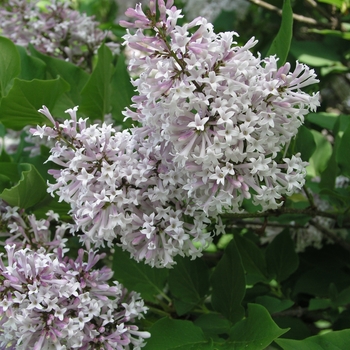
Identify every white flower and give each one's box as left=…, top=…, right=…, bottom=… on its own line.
left=187, top=113, right=210, bottom=131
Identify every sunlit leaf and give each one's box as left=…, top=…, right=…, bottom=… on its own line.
left=110, top=53, right=135, bottom=127
left=306, top=130, right=332, bottom=178
left=290, top=40, right=343, bottom=67
left=80, top=44, right=114, bottom=120
left=0, top=163, right=47, bottom=209
left=306, top=112, right=338, bottom=130
left=29, top=45, right=89, bottom=107
left=0, top=77, right=70, bottom=130
left=0, top=36, right=20, bottom=98
left=294, top=125, right=316, bottom=161
left=16, top=45, right=46, bottom=80
left=266, top=0, right=293, bottom=66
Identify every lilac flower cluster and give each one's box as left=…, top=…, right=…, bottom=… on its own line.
left=32, top=106, right=213, bottom=267
left=121, top=0, right=319, bottom=215
left=31, top=0, right=319, bottom=267
left=0, top=199, right=69, bottom=253
left=0, top=245, right=150, bottom=350
left=0, top=0, right=118, bottom=69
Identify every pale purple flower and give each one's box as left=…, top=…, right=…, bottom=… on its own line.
left=31, top=0, right=320, bottom=268
left=0, top=200, right=70, bottom=253
left=0, top=246, right=150, bottom=349
left=31, top=107, right=215, bottom=267
left=0, top=0, right=118, bottom=69
left=121, top=0, right=319, bottom=216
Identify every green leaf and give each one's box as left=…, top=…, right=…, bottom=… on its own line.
left=320, top=63, right=348, bottom=76
left=143, top=317, right=212, bottom=350
left=0, top=36, right=21, bottom=98
left=29, top=45, right=89, bottom=107
left=224, top=304, right=288, bottom=349
left=333, top=114, right=350, bottom=135
left=80, top=44, right=114, bottom=120
left=334, top=309, right=350, bottom=331
left=266, top=0, right=293, bottom=66
left=309, top=28, right=350, bottom=40
left=255, top=295, right=294, bottom=314
left=274, top=317, right=311, bottom=340
left=194, top=313, right=232, bottom=341
left=266, top=230, right=299, bottom=282
left=0, top=124, right=5, bottom=138
left=169, top=256, right=210, bottom=315
left=319, top=149, right=338, bottom=190
left=110, top=53, right=135, bottom=127
left=275, top=329, right=350, bottom=349
left=0, top=175, right=11, bottom=193
left=306, top=112, right=338, bottom=130
left=306, top=130, right=332, bottom=178
left=302, top=242, right=350, bottom=269
left=31, top=195, right=71, bottom=221
left=294, top=125, right=316, bottom=161
left=112, top=246, right=168, bottom=302
left=316, top=0, right=343, bottom=9
left=0, top=163, right=47, bottom=209
left=290, top=40, right=343, bottom=67
left=0, top=149, right=12, bottom=162
left=211, top=238, right=246, bottom=324
left=234, top=233, right=269, bottom=283
left=308, top=298, right=332, bottom=311
left=319, top=188, right=350, bottom=209
left=16, top=45, right=46, bottom=80
left=0, top=77, right=70, bottom=130
left=333, top=286, right=350, bottom=307
left=293, top=268, right=350, bottom=297
left=320, top=114, right=350, bottom=189
left=0, top=162, right=21, bottom=183
left=217, top=233, right=234, bottom=249
left=336, top=123, right=350, bottom=176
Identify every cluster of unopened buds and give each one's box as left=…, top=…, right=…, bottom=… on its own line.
left=30, top=0, right=320, bottom=269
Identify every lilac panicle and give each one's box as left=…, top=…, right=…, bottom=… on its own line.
left=0, top=245, right=150, bottom=349
left=120, top=0, right=319, bottom=215
left=31, top=0, right=320, bottom=268
left=0, top=0, right=119, bottom=69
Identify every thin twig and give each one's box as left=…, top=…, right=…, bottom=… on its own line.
left=247, top=0, right=334, bottom=27
left=221, top=207, right=342, bottom=221
left=303, top=186, right=316, bottom=208
left=225, top=219, right=307, bottom=229
left=272, top=306, right=306, bottom=318
left=304, top=0, right=339, bottom=28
